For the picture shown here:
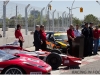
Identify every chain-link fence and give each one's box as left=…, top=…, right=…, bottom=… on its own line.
left=0, top=1, right=70, bottom=37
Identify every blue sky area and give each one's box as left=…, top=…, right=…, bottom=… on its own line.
left=1, top=0, right=100, bottom=20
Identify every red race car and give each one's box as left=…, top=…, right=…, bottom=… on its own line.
left=0, top=50, right=52, bottom=74
left=0, top=42, right=82, bottom=69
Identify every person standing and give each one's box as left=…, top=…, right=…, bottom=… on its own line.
left=40, top=25, right=47, bottom=50
left=82, top=23, right=90, bottom=57
left=74, top=25, right=81, bottom=37
left=88, top=22, right=94, bottom=56
left=67, top=25, right=76, bottom=55
left=33, top=25, right=42, bottom=51
left=93, top=26, right=100, bottom=55
left=15, top=24, right=24, bottom=48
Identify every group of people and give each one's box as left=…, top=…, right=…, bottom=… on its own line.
left=14, top=23, right=100, bottom=57
left=33, top=25, right=47, bottom=51
left=67, top=22, right=100, bottom=57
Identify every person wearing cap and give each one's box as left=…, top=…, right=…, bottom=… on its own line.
left=93, top=25, right=100, bottom=55
left=82, top=23, right=90, bottom=57
left=88, top=22, right=94, bottom=56
left=67, top=25, right=76, bottom=55
left=15, top=24, right=24, bottom=48
left=33, top=25, right=42, bottom=51
left=40, top=25, right=47, bottom=50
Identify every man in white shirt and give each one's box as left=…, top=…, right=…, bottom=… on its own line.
left=74, top=25, right=81, bottom=37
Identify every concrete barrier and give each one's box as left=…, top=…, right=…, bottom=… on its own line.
left=0, top=35, right=34, bottom=48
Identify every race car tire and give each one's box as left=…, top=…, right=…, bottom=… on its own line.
left=50, top=50, right=62, bottom=54
left=46, top=53, right=62, bottom=69
left=2, top=66, right=25, bottom=74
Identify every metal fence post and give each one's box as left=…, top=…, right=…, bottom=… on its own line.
left=47, top=6, right=50, bottom=31
left=40, top=7, right=45, bottom=25
left=65, top=13, right=66, bottom=29
left=15, top=5, right=18, bottom=29
left=62, top=13, right=63, bottom=31
left=3, top=4, right=6, bottom=37
left=62, top=11, right=66, bottom=31
left=69, top=8, right=71, bottom=25
left=67, top=14, right=69, bottom=27
left=3, top=1, right=9, bottom=37
left=25, top=4, right=30, bottom=35
left=52, top=9, right=56, bottom=32
left=33, top=9, right=35, bottom=31
left=57, top=13, right=59, bottom=32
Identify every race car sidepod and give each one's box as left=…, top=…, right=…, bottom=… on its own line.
left=61, top=55, right=82, bottom=67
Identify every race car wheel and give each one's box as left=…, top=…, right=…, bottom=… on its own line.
left=46, top=53, right=62, bottom=69
left=50, top=50, right=62, bottom=54
left=2, top=67, right=25, bottom=74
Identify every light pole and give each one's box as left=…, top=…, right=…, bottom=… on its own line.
left=96, top=0, right=100, bottom=5
left=25, top=4, right=30, bottom=35
left=40, top=7, right=45, bottom=25
left=67, top=7, right=80, bottom=25
left=3, top=0, right=9, bottom=37
left=67, top=7, right=71, bottom=25
left=52, top=9, right=56, bottom=32
left=46, top=1, right=52, bottom=31
left=71, top=0, right=75, bottom=24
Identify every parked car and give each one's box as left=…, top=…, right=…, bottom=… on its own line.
left=0, top=50, right=52, bottom=74
left=0, top=42, right=82, bottom=69
left=46, top=32, right=70, bottom=54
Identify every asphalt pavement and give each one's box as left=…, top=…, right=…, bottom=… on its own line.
left=65, top=59, right=100, bottom=74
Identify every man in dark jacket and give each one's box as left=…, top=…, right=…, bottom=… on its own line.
left=34, top=25, right=42, bottom=51
left=82, top=23, right=90, bottom=57
left=88, top=22, right=93, bottom=56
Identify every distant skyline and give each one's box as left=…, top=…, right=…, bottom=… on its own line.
left=1, top=0, right=100, bottom=20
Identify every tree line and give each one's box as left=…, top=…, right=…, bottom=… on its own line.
left=0, top=14, right=99, bottom=28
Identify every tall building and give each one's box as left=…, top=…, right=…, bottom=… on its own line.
left=30, top=10, right=40, bottom=19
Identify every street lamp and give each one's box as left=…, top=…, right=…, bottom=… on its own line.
left=46, top=1, right=52, bottom=31
left=3, top=0, right=9, bottom=37
left=66, top=6, right=81, bottom=25
left=71, top=0, right=75, bottom=24
left=25, top=4, right=30, bottom=35
left=40, top=7, right=45, bottom=25
left=96, top=0, right=100, bottom=5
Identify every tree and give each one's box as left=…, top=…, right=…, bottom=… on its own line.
left=17, top=14, right=23, bottom=26
left=28, top=14, right=34, bottom=27
left=84, top=14, right=99, bottom=25
left=6, top=18, right=10, bottom=27
left=72, top=17, right=81, bottom=25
